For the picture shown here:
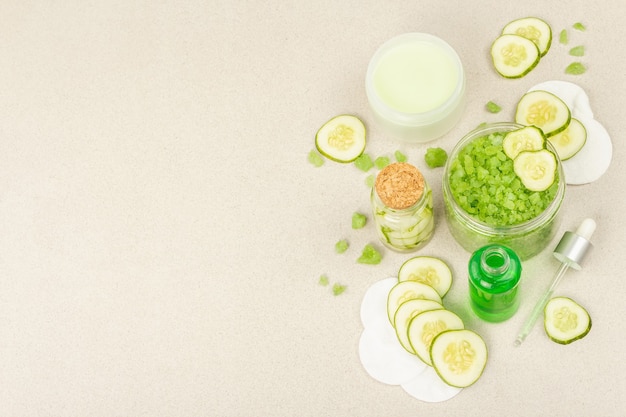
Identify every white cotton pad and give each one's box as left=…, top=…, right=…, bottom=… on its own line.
left=360, top=277, right=396, bottom=329
left=527, top=80, right=612, bottom=185
left=401, top=366, right=463, bottom=402
left=358, top=317, right=427, bottom=385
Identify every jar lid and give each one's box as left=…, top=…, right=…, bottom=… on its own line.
left=375, top=162, right=425, bottom=209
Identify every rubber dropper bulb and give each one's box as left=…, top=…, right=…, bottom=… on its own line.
left=553, top=218, right=595, bottom=270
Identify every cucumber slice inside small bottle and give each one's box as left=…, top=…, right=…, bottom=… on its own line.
left=502, top=17, right=552, bottom=57
left=393, top=299, right=443, bottom=354
left=315, top=114, right=366, bottom=163
left=407, top=309, right=464, bottom=366
left=513, top=149, right=557, bottom=192
left=490, top=34, right=540, bottom=78
left=502, top=125, right=546, bottom=159
left=386, top=280, right=442, bottom=325
left=515, top=90, right=571, bottom=137
left=547, top=117, right=587, bottom=161
left=544, top=296, right=591, bottom=344
left=397, top=256, right=453, bottom=298
left=430, top=329, right=488, bottom=388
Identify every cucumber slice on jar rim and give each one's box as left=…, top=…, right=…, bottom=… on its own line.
left=315, top=114, right=366, bottom=163
left=502, top=125, right=546, bottom=159
left=490, top=34, right=540, bottom=78
left=515, top=90, right=571, bottom=137
left=513, top=149, right=557, bottom=192
left=502, top=17, right=552, bottom=57
left=547, top=117, right=587, bottom=160
left=398, top=256, right=453, bottom=298
left=430, top=329, right=488, bottom=388
left=544, top=296, right=591, bottom=344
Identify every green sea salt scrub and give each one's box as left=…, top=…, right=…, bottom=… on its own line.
left=442, top=123, right=565, bottom=260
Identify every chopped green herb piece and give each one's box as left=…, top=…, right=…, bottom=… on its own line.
left=354, top=153, right=374, bottom=172
left=559, top=29, right=568, bottom=44
left=332, top=283, right=347, bottom=296
left=365, top=174, right=375, bottom=188
left=335, top=239, right=349, bottom=254
left=357, top=244, right=382, bottom=265
left=486, top=101, right=502, bottom=113
left=569, top=45, right=585, bottom=56
left=374, top=156, right=390, bottom=169
left=565, top=62, right=587, bottom=75
left=573, top=22, right=586, bottom=31
left=308, top=149, right=324, bottom=167
left=394, top=150, right=407, bottom=162
left=352, top=212, right=367, bottom=229
left=318, top=274, right=329, bottom=286
left=425, top=147, right=448, bottom=168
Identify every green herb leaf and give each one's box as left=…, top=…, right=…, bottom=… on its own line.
left=357, top=244, right=382, bottom=265
left=365, top=174, right=376, bottom=188
left=559, top=29, right=568, bottom=44
left=573, top=22, right=586, bottom=31
left=318, top=274, right=329, bottom=286
left=486, top=101, right=502, bottom=113
left=352, top=212, right=367, bottom=229
left=374, top=156, right=390, bottom=169
left=394, top=150, right=407, bottom=162
left=332, top=283, right=347, bottom=296
left=354, top=153, right=374, bottom=172
left=308, top=149, right=324, bottom=167
left=569, top=45, right=585, bottom=56
left=565, top=62, right=587, bottom=75
left=335, top=239, right=349, bottom=254
left=425, top=147, right=448, bottom=168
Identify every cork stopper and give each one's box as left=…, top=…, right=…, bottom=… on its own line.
left=374, top=162, right=425, bottom=210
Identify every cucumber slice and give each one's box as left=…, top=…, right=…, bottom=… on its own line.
left=490, top=34, right=540, bottom=78
left=513, top=149, right=557, bottom=192
left=393, top=299, right=443, bottom=354
left=547, top=117, right=587, bottom=160
left=398, top=256, right=453, bottom=298
left=502, top=17, right=552, bottom=57
left=315, top=114, right=366, bottom=163
left=407, top=309, right=464, bottom=366
left=430, top=329, right=488, bottom=388
left=544, top=296, right=591, bottom=344
left=502, top=125, right=546, bottom=159
left=386, top=281, right=442, bottom=325
left=515, top=90, right=571, bottom=137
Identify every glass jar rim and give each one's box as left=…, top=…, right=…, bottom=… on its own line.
left=365, top=32, right=466, bottom=126
left=442, top=122, right=566, bottom=234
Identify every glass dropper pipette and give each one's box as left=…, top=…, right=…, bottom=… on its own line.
left=514, top=218, right=596, bottom=346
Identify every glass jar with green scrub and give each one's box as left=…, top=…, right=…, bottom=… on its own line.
left=371, top=162, right=434, bottom=252
left=442, top=122, right=565, bottom=260
left=365, top=33, right=466, bottom=143
left=469, top=244, right=522, bottom=322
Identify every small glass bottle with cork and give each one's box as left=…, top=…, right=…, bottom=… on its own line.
left=371, top=162, right=434, bottom=252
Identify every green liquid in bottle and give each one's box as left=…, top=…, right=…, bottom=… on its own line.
left=468, top=244, right=522, bottom=322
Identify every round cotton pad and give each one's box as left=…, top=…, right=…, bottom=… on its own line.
left=401, top=366, right=463, bottom=402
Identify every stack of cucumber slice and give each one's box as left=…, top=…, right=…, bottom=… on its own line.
left=525, top=81, right=612, bottom=185
left=387, top=256, right=488, bottom=388
left=491, top=17, right=552, bottom=78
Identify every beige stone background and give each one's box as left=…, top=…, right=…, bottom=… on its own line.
left=0, top=1, right=624, bottom=416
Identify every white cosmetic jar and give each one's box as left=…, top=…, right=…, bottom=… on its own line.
left=366, top=33, right=466, bottom=143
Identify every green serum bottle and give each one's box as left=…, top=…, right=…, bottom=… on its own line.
left=468, top=244, right=522, bottom=322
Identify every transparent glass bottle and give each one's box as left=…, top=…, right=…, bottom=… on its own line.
left=468, top=244, right=522, bottom=322
left=371, top=162, right=434, bottom=252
